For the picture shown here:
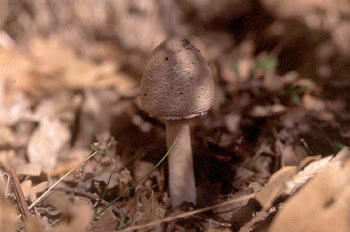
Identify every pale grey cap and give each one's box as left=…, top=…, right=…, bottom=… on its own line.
left=140, top=36, right=215, bottom=120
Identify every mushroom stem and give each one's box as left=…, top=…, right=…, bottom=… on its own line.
left=165, top=119, right=196, bottom=207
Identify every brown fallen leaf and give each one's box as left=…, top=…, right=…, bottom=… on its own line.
left=128, top=190, right=166, bottom=232
left=29, top=181, right=48, bottom=202
left=255, top=166, right=297, bottom=209
left=47, top=192, right=94, bottom=232
left=238, top=208, right=276, bottom=232
left=89, top=208, right=119, bottom=232
left=17, top=162, right=42, bottom=177
left=27, top=117, right=71, bottom=171
left=0, top=185, right=17, bottom=232
left=255, top=153, right=338, bottom=210
left=0, top=79, right=33, bottom=125
left=285, top=155, right=333, bottom=195
left=269, top=159, right=350, bottom=232
left=47, top=154, right=84, bottom=177
left=20, top=179, right=32, bottom=199
left=249, top=104, right=287, bottom=118
left=25, top=217, right=45, bottom=232
left=29, top=37, right=137, bottom=94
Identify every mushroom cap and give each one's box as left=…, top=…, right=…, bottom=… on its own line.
left=140, top=36, right=215, bottom=120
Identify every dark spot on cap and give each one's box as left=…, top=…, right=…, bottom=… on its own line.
left=165, top=57, right=168, bottom=61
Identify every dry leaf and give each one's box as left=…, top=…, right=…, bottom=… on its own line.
left=27, top=117, right=71, bottom=171
left=285, top=156, right=333, bottom=195
left=34, top=91, right=82, bottom=122
left=0, top=186, right=17, bottom=232
left=47, top=154, right=84, bottom=177
left=224, top=113, right=241, bottom=133
left=89, top=208, right=118, bottom=232
left=256, top=154, right=338, bottom=210
left=255, top=166, right=297, bottom=209
left=133, top=160, right=155, bottom=187
left=25, top=217, right=45, bottom=232
left=21, top=179, right=50, bottom=203
left=29, top=181, right=48, bottom=202
left=0, top=125, right=15, bottom=147
left=21, top=179, right=32, bottom=199
left=250, top=104, right=286, bottom=117
left=129, top=190, right=166, bottom=232
left=302, top=94, right=326, bottom=111
left=47, top=192, right=93, bottom=232
left=0, top=46, right=36, bottom=95
left=269, top=160, right=350, bottom=232
left=0, top=79, right=33, bottom=125
left=238, top=208, right=276, bottom=232
left=29, top=37, right=137, bottom=93
left=17, top=162, right=42, bottom=176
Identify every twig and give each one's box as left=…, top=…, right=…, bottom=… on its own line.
left=52, top=186, right=121, bottom=213
left=8, top=164, right=31, bottom=220
left=116, top=193, right=255, bottom=232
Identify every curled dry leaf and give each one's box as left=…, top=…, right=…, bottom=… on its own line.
left=255, top=166, right=297, bottom=209
left=285, top=155, right=334, bottom=195
left=269, top=159, right=350, bottom=232
left=255, top=154, right=337, bottom=209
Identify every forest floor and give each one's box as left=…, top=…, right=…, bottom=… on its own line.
left=0, top=1, right=349, bottom=231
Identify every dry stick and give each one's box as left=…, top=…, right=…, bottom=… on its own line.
left=52, top=186, right=121, bottom=213
left=115, top=193, right=255, bottom=232
left=8, top=164, right=31, bottom=220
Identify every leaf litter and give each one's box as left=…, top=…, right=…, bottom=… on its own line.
left=0, top=1, right=349, bottom=231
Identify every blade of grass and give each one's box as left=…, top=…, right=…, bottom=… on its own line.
left=94, top=173, right=112, bottom=218
left=95, top=136, right=178, bottom=217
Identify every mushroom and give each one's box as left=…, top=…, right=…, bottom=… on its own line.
left=140, top=36, right=215, bottom=207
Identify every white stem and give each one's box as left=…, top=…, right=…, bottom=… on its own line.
left=165, top=119, right=196, bottom=207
